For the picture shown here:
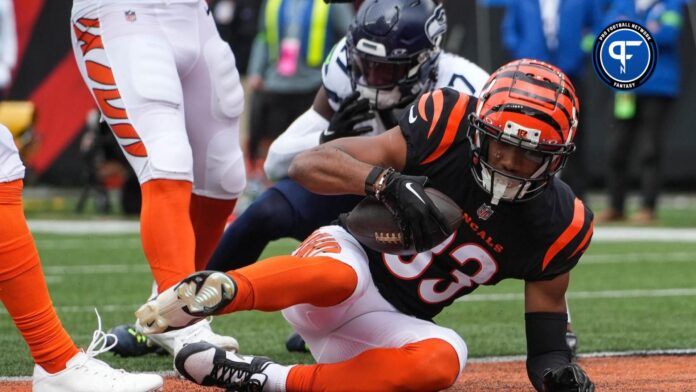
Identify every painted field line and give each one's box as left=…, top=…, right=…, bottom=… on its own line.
left=34, top=252, right=695, bottom=277
left=582, top=251, right=696, bottom=264
left=28, top=220, right=139, bottom=234
left=455, top=288, right=696, bottom=303
left=2, top=288, right=693, bottom=316
left=25, top=220, right=696, bottom=242
left=35, top=238, right=141, bottom=250
left=42, top=264, right=150, bottom=274
left=2, top=349, right=695, bottom=381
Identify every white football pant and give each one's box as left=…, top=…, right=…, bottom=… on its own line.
left=71, top=0, right=245, bottom=199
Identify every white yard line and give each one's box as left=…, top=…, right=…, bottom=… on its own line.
left=1, top=288, right=693, bottom=316
left=455, top=288, right=696, bottom=303
left=25, top=220, right=696, bottom=242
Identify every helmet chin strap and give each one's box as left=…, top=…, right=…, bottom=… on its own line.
left=481, top=160, right=550, bottom=205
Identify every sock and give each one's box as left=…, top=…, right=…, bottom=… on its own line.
left=0, top=180, right=79, bottom=373
left=140, top=179, right=195, bottom=292
left=286, top=339, right=460, bottom=392
left=189, top=194, right=237, bottom=271
left=221, top=255, right=357, bottom=313
left=263, top=363, right=293, bottom=392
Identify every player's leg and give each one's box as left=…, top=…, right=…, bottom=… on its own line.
left=180, top=1, right=245, bottom=270
left=0, top=180, right=79, bottom=374
left=170, top=226, right=465, bottom=391
left=634, top=96, right=670, bottom=223
left=136, top=225, right=363, bottom=332
left=0, top=173, right=162, bottom=390
left=602, top=94, right=639, bottom=221
left=206, top=185, right=297, bottom=271
left=71, top=3, right=196, bottom=291
left=206, top=179, right=362, bottom=271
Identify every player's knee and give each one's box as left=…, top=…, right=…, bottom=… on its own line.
left=317, top=259, right=358, bottom=303
left=400, top=338, right=465, bottom=391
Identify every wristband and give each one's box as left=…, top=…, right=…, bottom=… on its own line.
left=364, top=166, right=385, bottom=196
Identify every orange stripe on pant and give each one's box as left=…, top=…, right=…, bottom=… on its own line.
left=0, top=180, right=79, bottom=373
left=286, top=338, right=460, bottom=392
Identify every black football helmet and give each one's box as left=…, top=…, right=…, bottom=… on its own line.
left=346, top=0, right=446, bottom=110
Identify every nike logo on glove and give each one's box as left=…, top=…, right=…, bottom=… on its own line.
left=322, top=129, right=335, bottom=137
left=405, top=182, right=426, bottom=204
left=408, top=106, right=418, bottom=124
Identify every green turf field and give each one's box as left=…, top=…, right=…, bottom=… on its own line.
left=1, top=232, right=695, bottom=376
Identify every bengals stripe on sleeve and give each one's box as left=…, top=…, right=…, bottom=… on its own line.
left=398, top=88, right=477, bottom=170
left=533, top=197, right=594, bottom=280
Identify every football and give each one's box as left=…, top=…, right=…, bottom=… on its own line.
left=345, top=188, right=463, bottom=255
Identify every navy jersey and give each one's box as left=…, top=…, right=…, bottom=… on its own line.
left=365, top=87, right=594, bottom=321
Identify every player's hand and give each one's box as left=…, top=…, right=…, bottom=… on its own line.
left=543, top=363, right=595, bottom=392
left=377, top=171, right=451, bottom=252
left=320, top=92, right=375, bottom=143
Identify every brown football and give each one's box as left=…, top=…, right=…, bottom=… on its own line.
left=345, top=188, right=463, bottom=255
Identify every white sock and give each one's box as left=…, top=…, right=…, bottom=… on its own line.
left=262, top=363, right=294, bottom=392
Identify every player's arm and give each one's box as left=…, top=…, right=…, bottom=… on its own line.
left=263, top=88, right=333, bottom=180
left=524, top=274, right=594, bottom=392
left=289, top=126, right=407, bottom=196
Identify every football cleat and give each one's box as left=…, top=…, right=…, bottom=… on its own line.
left=285, top=332, right=309, bottom=353
left=135, top=271, right=236, bottom=335
left=140, top=317, right=239, bottom=356
left=33, top=310, right=163, bottom=392
left=175, top=342, right=272, bottom=391
left=106, top=324, right=165, bottom=357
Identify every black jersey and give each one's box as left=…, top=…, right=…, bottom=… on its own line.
left=364, top=87, right=594, bottom=321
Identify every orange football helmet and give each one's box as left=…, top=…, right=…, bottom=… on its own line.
left=468, top=59, right=579, bottom=204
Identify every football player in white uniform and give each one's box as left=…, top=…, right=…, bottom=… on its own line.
left=70, top=0, right=245, bottom=355
left=0, top=125, right=163, bottom=391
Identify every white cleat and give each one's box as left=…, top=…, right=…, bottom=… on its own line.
left=135, top=271, right=236, bottom=335
left=141, top=317, right=239, bottom=356
left=33, top=310, right=163, bottom=392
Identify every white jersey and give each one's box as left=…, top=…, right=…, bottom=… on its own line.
left=0, top=124, right=25, bottom=183
left=322, top=37, right=490, bottom=134
left=264, top=37, right=489, bottom=180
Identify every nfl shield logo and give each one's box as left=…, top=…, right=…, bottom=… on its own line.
left=477, top=203, right=494, bottom=220
left=125, top=10, right=137, bottom=22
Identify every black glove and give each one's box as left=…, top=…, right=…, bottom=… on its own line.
left=319, top=92, right=375, bottom=143
left=373, top=170, right=451, bottom=252
left=543, top=364, right=595, bottom=392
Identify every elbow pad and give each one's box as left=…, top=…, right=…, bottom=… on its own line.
left=264, top=108, right=330, bottom=181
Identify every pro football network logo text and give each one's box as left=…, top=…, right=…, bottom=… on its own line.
left=592, top=21, right=657, bottom=90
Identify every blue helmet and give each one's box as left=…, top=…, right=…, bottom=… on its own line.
left=346, top=0, right=447, bottom=110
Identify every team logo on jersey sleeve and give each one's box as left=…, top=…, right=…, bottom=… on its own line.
left=592, top=21, right=657, bottom=90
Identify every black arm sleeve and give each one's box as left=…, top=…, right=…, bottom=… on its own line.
left=525, top=312, right=572, bottom=391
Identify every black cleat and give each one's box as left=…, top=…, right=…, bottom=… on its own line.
left=175, top=342, right=272, bottom=392
left=106, top=324, right=165, bottom=357
left=285, top=332, right=309, bottom=353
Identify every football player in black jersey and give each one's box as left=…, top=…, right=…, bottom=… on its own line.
left=136, top=59, right=595, bottom=392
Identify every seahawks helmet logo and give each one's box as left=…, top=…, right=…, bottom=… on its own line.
left=425, top=5, right=447, bottom=46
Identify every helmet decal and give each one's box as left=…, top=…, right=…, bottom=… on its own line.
left=425, top=5, right=447, bottom=46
